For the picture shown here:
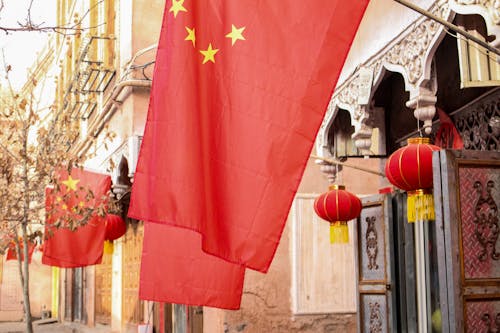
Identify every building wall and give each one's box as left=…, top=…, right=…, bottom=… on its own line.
left=0, top=252, right=52, bottom=321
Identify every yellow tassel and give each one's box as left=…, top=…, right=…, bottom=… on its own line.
left=407, top=190, right=435, bottom=223
left=330, top=221, right=349, bottom=244
left=407, top=194, right=416, bottom=223
left=103, top=240, right=114, bottom=254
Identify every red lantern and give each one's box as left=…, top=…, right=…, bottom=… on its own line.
left=385, top=137, right=440, bottom=222
left=103, top=214, right=126, bottom=254
left=105, top=214, right=127, bottom=241
left=314, top=185, right=362, bottom=243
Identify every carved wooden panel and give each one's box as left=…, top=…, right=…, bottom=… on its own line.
left=458, top=165, right=500, bottom=281
left=95, top=251, right=112, bottom=324
left=359, top=205, right=386, bottom=283
left=434, top=150, right=500, bottom=333
left=122, top=225, right=144, bottom=328
left=356, top=194, right=396, bottom=333
left=452, top=88, right=499, bottom=152
left=464, top=299, right=500, bottom=332
left=360, top=294, right=387, bottom=333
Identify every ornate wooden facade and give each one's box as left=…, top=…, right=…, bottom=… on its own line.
left=122, top=225, right=144, bottom=331
left=95, top=252, right=113, bottom=324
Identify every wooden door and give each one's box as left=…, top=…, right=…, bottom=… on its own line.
left=122, top=225, right=144, bottom=330
left=95, top=251, right=113, bottom=324
left=434, top=149, right=500, bottom=332
left=64, top=269, right=73, bottom=321
left=72, top=267, right=85, bottom=322
left=356, top=194, right=397, bottom=333
left=189, top=306, right=203, bottom=333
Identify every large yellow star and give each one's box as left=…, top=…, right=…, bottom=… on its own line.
left=225, top=24, right=246, bottom=46
left=169, top=0, right=187, bottom=18
left=199, top=43, right=219, bottom=64
left=62, top=175, right=80, bottom=191
left=185, top=26, right=196, bottom=47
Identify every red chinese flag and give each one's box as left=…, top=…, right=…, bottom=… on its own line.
left=140, top=222, right=245, bottom=309
left=129, top=1, right=369, bottom=272
left=42, top=168, right=111, bottom=268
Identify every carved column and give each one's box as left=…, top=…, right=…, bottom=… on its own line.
left=315, top=160, right=341, bottom=184
left=406, top=92, right=437, bottom=135
left=352, top=124, right=373, bottom=156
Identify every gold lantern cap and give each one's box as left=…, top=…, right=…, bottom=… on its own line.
left=407, top=137, right=431, bottom=145
left=328, top=184, right=346, bottom=191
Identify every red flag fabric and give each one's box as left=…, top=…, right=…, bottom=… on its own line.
left=140, top=222, right=245, bottom=309
left=129, top=1, right=369, bottom=273
left=435, top=108, right=464, bottom=149
left=6, top=240, right=35, bottom=263
left=42, top=168, right=111, bottom=268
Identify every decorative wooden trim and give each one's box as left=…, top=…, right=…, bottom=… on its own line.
left=357, top=199, right=388, bottom=284
left=454, top=159, right=500, bottom=285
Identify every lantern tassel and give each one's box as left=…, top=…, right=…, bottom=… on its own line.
left=407, top=190, right=435, bottom=223
left=103, top=240, right=114, bottom=254
left=330, top=221, right=349, bottom=244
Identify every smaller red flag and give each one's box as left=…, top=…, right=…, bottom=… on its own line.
left=42, top=168, right=111, bottom=268
left=435, top=108, right=464, bottom=149
left=6, top=240, right=35, bottom=263
left=140, top=222, right=245, bottom=309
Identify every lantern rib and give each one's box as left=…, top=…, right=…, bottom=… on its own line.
left=347, top=193, right=352, bottom=220
left=335, top=191, right=340, bottom=221
left=417, top=144, right=422, bottom=189
left=323, top=195, right=333, bottom=222
left=398, top=146, right=412, bottom=190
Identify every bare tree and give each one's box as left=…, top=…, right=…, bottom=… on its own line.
left=0, top=0, right=103, bottom=35
left=0, top=61, right=114, bottom=333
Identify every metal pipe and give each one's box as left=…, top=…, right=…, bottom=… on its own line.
left=393, top=0, right=500, bottom=57
left=310, top=154, right=386, bottom=177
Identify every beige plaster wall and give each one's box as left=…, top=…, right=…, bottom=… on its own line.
left=0, top=251, right=52, bottom=321
left=222, top=220, right=356, bottom=333
left=28, top=252, right=53, bottom=318
left=132, top=1, right=165, bottom=54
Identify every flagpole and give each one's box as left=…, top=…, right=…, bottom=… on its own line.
left=393, top=0, right=500, bottom=57
left=310, top=154, right=386, bottom=177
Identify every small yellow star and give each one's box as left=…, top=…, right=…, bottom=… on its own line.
left=169, top=0, right=187, bottom=18
left=56, top=197, right=62, bottom=202
left=79, top=201, right=85, bottom=207
left=225, top=24, right=246, bottom=46
left=200, top=43, right=219, bottom=64
left=185, top=26, right=196, bottom=47
left=62, top=175, right=80, bottom=191
left=62, top=204, right=68, bottom=211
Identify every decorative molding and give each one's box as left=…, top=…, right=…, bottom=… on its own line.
left=368, top=302, right=383, bottom=333
left=450, top=0, right=500, bottom=44
left=316, top=0, right=452, bottom=156
left=481, top=312, right=500, bottom=332
left=365, top=216, right=379, bottom=270
left=315, top=161, right=340, bottom=184
left=452, top=88, right=500, bottom=151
